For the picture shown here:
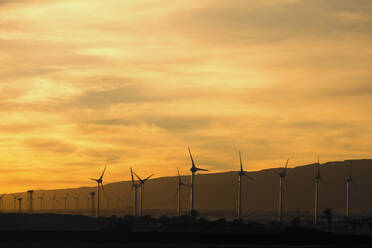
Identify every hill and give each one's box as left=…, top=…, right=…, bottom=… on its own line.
left=3, top=159, right=372, bottom=218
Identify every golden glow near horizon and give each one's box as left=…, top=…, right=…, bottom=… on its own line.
left=1, top=0, right=372, bottom=192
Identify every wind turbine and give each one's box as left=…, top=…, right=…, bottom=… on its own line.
left=12, top=194, right=18, bottom=211
left=49, top=191, right=57, bottom=210
left=89, top=192, right=95, bottom=215
left=106, top=196, right=113, bottom=213
left=237, top=151, right=254, bottom=220
left=84, top=194, right=90, bottom=211
left=37, top=193, right=45, bottom=210
left=176, top=168, right=187, bottom=217
left=90, top=165, right=107, bottom=218
left=130, top=167, right=141, bottom=216
left=60, top=193, right=69, bottom=210
left=116, top=196, right=124, bottom=209
left=133, top=171, right=154, bottom=216
left=0, top=193, right=6, bottom=212
left=275, top=158, right=289, bottom=223
left=17, top=197, right=23, bottom=213
left=188, top=146, right=208, bottom=217
left=346, top=163, right=353, bottom=218
left=314, top=157, right=324, bottom=225
left=73, top=194, right=80, bottom=211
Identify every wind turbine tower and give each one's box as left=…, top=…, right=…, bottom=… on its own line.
left=346, top=164, right=353, bottom=218
left=188, top=147, right=208, bottom=217
left=237, top=151, right=254, bottom=220
left=27, top=190, right=34, bottom=213
left=130, top=168, right=140, bottom=216
left=176, top=168, right=187, bottom=217
left=116, top=196, right=123, bottom=209
left=90, top=165, right=107, bottom=218
left=0, top=194, right=6, bottom=212
left=38, top=193, right=45, bottom=210
left=12, top=194, right=18, bottom=211
left=18, top=198, right=23, bottom=213
left=73, top=194, right=80, bottom=211
left=275, top=158, right=289, bottom=223
left=134, top=171, right=154, bottom=216
left=85, top=194, right=90, bottom=211
left=89, top=192, right=95, bottom=216
left=60, top=193, right=69, bottom=210
left=314, top=158, right=324, bottom=225
left=49, top=191, right=57, bottom=210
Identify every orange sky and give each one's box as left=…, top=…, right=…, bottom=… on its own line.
left=1, top=0, right=372, bottom=192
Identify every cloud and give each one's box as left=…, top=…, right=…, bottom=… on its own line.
left=69, top=84, right=164, bottom=108
left=1, top=0, right=372, bottom=191
left=24, top=138, right=77, bottom=154
left=171, top=0, right=372, bottom=46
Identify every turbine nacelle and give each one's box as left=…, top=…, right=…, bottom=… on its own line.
left=188, top=146, right=208, bottom=173
left=275, top=158, right=290, bottom=178
left=134, top=172, right=154, bottom=185
left=314, top=158, right=325, bottom=183
left=346, top=164, right=353, bottom=183
left=237, top=151, right=254, bottom=181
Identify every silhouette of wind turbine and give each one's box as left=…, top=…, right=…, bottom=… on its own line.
left=275, top=158, right=289, bottom=223
left=176, top=168, right=188, bottom=217
left=73, top=194, right=81, bottom=210
left=12, top=194, right=18, bottom=211
left=237, top=151, right=253, bottom=220
left=84, top=194, right=90, bottom=211
left=90, top=165, right=107, bottom=218
left=130, top=168, right=141, bottom=216
left=60, top=193, right=69, bottom=210
left=37, top=193, right=45, bottom=210
left=346, top=162, right=355, bottom=218
left=0, top=193, right=6, bottom=212
left=133, top=171, right=154, bottom=216
left=116, top=196, right=124, bottom=209
left=17, top=197, right=23, bottom=213
left=314, top=157, right=325, bottom=225
left=49, top=191, right=57, bottom=210
left=89, top=192, right=95, bottom=215
left=188, top=146, right=208, bottom=217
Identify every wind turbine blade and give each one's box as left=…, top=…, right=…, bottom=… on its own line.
left=177, top=168, right=182, bottom=184
left=196, top=167, right=208, bottom=172
left=100, top=183, right=108, bottom=199
left=320, top=177, right=326, bottom=185
left=244, top=174, right=254, bottom=181
left=188, top=146, right=196, bottom=168
left=144, top=174, right=154, bottom=182
left=273, top=170, right=281, bottom=176
left=283, top=158, right=289, bottom=174
left=133, top=171, right=143, bottom=182
left=90, top=178, right=98, bottom=182
left=284, top=178, right=288, bottom=193
left=348, top=165, right=352, bottom=179
left=99, top=165, right=107, bottom=180
left=317, top=164, right=320, bottom=178
left=128, top=186, right=133, bottom=204
left=239, top=150, right=243, bottom=172
left=130, top=167, right=135, bottom=183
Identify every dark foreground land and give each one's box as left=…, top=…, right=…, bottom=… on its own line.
left=1, top=214, right=372, bottom=247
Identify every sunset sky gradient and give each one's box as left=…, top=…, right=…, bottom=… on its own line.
left=1, top=0, right=372, bottom=192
